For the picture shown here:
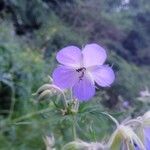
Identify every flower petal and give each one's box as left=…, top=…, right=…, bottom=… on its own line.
left=91, top=65, right=115, bottom=87
left=52, top=66, right=78, bottom=89
left=144, top=127, right=150, bottom=149
left=56, top=46, right=82, bottom=68
left=82, top=43, right=107, bottom=67
left=73, top=75, right=95, bottom=101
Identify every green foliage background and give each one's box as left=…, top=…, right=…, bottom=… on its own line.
left=0, top=0, right=150, bottom=149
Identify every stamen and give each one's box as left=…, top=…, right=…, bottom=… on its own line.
left=76, top=67, right=86, bottom=80
left=79, top=72, right=84, bottom=80
left=76, top=67, right=86, bottom=72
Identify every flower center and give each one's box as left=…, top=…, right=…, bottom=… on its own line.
left=76, top=67, right=86, bottom=80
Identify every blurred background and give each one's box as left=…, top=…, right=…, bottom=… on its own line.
left=0, top=0, right=150, bottom=149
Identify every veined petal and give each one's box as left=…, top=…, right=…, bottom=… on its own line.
left=56, top=46, right=82, bottom=68
left=91, top=65, right=115, bottom=87
left=52, top=66, right=78, bottom=89
left=73, top=74, right=95, bottom=101
left=82, top=43, right=107, bottom=67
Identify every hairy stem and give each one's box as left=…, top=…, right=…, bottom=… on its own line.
left=72, top=115, right=77, bottom=140
left=13, top=107, right=52, bottom=123
left=8, top=87, right=15, bottom=119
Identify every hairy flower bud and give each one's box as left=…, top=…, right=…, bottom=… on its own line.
left=34, top=84, right=64, bottom=101
left=143, top=111, right=150, bottom=126
left=109, top=125, right=145, bottom=150
left=62, top=140, right=107, bottom=150
left=43, top=135, right=55, bottom=150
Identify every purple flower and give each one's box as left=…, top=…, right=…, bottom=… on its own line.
left=52, top=43, right=115, bottom=101
left=134, top=127, right=150, bottom=150
left=143, top=127, right=150, bottom=149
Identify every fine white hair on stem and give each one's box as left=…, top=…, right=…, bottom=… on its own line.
left=101, top=112, right=119, bottom=127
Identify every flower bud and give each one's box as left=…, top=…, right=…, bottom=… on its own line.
left=143, top=111, right=150, bottom=126
left=34, top=84, right=64, bottom=101
left=43, top=135, right=55, bottom=150
left=109, top=125, right=145, bottom=150
left=62, top=140, right=107, bottom=150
